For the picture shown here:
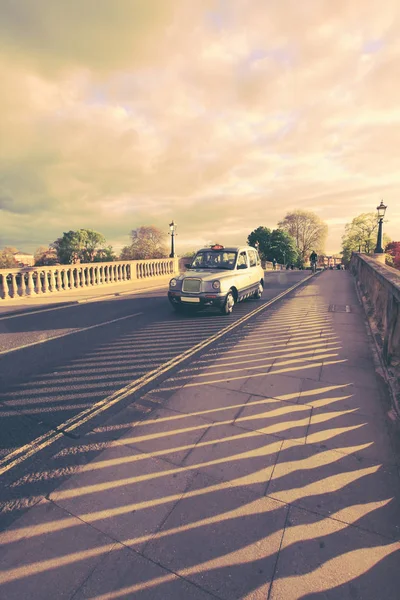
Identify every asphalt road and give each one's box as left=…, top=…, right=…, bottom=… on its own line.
left=0, top=270, right=310, bottom=529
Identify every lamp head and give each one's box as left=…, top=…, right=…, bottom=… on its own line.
left=376, top=200, right=387, bottom=219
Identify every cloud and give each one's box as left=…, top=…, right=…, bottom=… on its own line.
left=0, top=0, right=399, bottom=255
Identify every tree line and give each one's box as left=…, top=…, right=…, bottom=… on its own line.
left=0, top=226, right=169, bottom=268
left=0, top=211, right=330, bottom=269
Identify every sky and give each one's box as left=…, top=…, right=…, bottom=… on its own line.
left=1, top=0, right=399, bottom=256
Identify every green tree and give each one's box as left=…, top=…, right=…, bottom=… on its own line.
left=268, top=229, right=298, bottom=265
left=342, top=212, right=378, bottom=263
left=93, top=245, right=116, bottom=262
left=278, top=210, right=328, bottom=262
left=51, top=229, right=107, bottom=264
left=341, top=213, right=392, bottom=264
left=0, top=246, right=18, bottom=268
left=121, top=226, right=168, bottom=260
left=247, top=226, right=272, bottom=261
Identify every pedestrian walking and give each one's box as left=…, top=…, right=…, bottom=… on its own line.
left=272, top=258, right=277, bottom=270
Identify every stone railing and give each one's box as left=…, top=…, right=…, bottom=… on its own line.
left=350, top=253, right=400, bottom=408
left=0, top=258, right=179, bottom=301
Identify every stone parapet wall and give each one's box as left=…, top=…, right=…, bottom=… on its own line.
left=350, top=253, right=400, bottom=400
left=0, top=258, right=179, bottom=301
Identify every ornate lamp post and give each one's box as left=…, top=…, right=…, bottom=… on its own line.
left=169, top=221, right=177, bottom=258
left=374, top=200, right=387, bottom=254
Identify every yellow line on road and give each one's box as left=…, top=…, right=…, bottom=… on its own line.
left=0, top=274, right=313, bottom=476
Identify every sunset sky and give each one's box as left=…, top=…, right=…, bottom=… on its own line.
left=1, top=0, right=399, bottom=256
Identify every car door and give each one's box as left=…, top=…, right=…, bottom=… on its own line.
left=236, top=250, right=251, bottom=298
left=247, top=249, right=260, bottom=288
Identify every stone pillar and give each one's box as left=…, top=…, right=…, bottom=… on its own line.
left=27, top=271, right=34, bottom=295
left=57, top=270, right=63, bottom=291
left=50, top=270, right=56, bottom=292
left=42, top=270, right=49, bottom=294
left=1, top=274, right=11, bottom=299
left=34, top=271, right=42, bottom=294
left=10, top=273, right=18, bottom=298
left=19, top=273, right=27, bottom=297
left=373, top=253, right=386, bottom=264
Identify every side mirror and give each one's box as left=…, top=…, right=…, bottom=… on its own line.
left=185, top=263, right=192, bottom=268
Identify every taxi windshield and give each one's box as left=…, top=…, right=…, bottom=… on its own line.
left=191, top=250, right=237, bottom=270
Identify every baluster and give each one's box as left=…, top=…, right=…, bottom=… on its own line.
left=10, top=273, right=18, bottom=297
left=1, top=273, right=11, bottom=298
left=63, top=270, right=70, bottom=290
left=26, top=271, right=34, bottom=295
left=56, top=270, right=62, bottom=291
left=19, top=273, right=27, bottom=297
left=42, top=270, right=49, bottom=293
left=34, top=271, right=42, bottom=294
left=49, top=270, right=56, bottom=292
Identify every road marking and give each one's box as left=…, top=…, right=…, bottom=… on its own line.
left=0, top=284, right=167, bottom=321
left=0, top=312, right=143, bottom=356
left=0, top=274, right=313, bottom=476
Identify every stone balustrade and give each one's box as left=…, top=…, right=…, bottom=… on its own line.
left=0, top=258, right=178, bottom=301
left=350, top=252, right=400, bottom=406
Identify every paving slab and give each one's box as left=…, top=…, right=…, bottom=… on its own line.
left=166, top=383, right=251, bottom=422
left=306, top=405, right=396, bottom=464
left=49, top=443, right=195, bottom=551
left=235, top=395, right=311, bottom=441
left=183, top=422, right=283, bottom=496
left=298, top=380, right=388, bottom=418
left=115, top=407, right=212, bottom=466
left=143, top=473, right=288, bottom=600
left=269, top=506, right=400, bottom=600
left=319, top=362, right=381, bottom=389
left=267, top=440, right=400, bottom=540
left=240, top=372, right=304, bottom=401
left=0, top=498, right=115, bottom=600
left=73, top=545, right=215, bottom=600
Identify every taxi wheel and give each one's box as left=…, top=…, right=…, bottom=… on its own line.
left=221, top=291, right=235, bottom=315
left=254, top=283, right=263, bottom=299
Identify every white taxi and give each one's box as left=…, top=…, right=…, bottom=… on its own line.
left=168, top=244, right=264, bottom=315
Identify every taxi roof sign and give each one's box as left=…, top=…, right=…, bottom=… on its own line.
left=210, top=244, right=224, bottom=250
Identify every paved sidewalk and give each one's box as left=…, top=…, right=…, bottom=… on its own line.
left=0, top=275, right=173, bottom=316
left=0, top=271, right=399, bottom=599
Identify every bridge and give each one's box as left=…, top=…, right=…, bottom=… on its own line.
left=0, top=256, right=399, bottom=599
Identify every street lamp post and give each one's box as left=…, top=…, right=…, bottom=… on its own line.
left=169, top=221, right=177, bottom=258
left=374, top=200, right=387, bottom=254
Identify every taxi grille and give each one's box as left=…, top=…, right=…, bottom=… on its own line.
left=182, top=278, right=201, bottom=293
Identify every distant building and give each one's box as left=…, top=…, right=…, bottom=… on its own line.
left=320, top=255, right=342, bottom=267
left=13, top=252, right=35, bottom=267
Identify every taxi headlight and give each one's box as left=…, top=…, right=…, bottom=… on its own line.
left=212, top=280, right=220, bottom=290
left=170, top=278, right=177, bottom=288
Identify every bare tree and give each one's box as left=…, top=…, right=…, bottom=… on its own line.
left=278, top=210, right=328, bottom=261
left=121, top=226, right=168, bottom=260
